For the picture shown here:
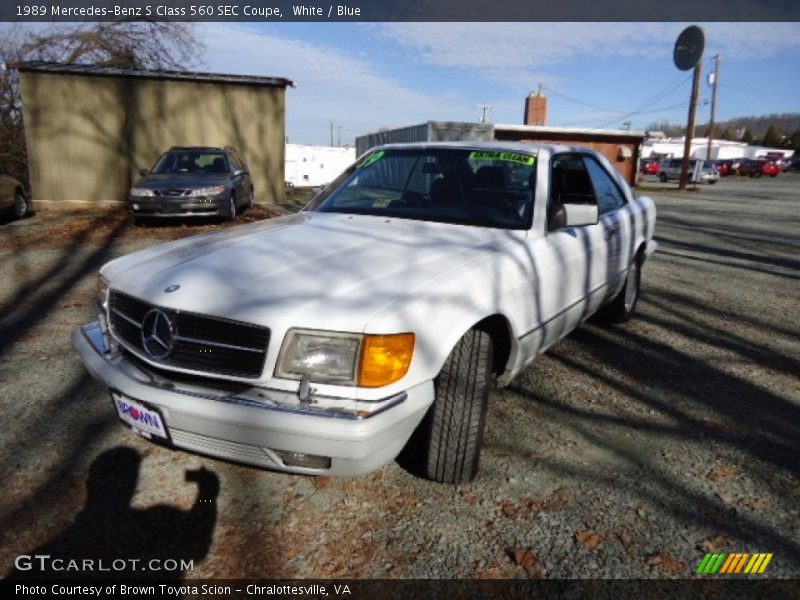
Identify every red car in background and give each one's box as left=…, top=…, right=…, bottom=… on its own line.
left=640, top=159, right=660, bottom=175
left=737, top=159, right=780, bottom=177
left=714, top=160, right=733, bottom=176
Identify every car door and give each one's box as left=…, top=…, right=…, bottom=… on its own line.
left=582, top=156, right=632, bottom=298
left=230, top=150, right=250, bottom=203
left=535, top=153, right=609, bottom=350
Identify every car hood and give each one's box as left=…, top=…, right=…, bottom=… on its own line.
left=103, top=212, right=517, bottom=330
left=133, top=173, right=230, bottom=189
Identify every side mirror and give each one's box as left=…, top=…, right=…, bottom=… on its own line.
left=563, top=204, right=599, bottom=228
left=138, top=168, right=150, bottom=177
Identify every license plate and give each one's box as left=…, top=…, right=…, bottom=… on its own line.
left=112, top=392, right=170, bottom=441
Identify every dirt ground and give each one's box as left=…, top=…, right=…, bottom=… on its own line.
left=0, top=176, right=798, bottom=579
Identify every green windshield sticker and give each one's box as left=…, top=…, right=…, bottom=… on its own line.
left=358, top=150, right=385, bottom=169
left=469, top=151, right=536, bottom=166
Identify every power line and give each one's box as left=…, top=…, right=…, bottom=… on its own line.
left=595, top=72, right=693, bottom=128
left=717, top=83, right=800, bottom=98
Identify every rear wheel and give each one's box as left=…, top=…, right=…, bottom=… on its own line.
left=419, top=328, right=493, bottom=484
left=13, top=191, right=30, bottom=219
left=601, top=251, right=642, bottom=323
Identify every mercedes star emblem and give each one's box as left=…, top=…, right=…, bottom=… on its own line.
left=141, top=309, right=175, bottom=359
left=164, top=284, right=181, bottom=293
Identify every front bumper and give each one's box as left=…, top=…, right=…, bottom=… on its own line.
left=129, top=196, right=225, bottom=217
left=73, top=322, right=434, bottom=476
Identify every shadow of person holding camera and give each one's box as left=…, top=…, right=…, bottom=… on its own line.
left=8, top=446, right=219, bottom=580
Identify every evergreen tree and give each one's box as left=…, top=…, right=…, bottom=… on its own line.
left=761, top=125, right=782, bottom=147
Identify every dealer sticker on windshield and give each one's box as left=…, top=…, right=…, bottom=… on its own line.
left=469, top=151, right=536, bottom=166
left=112, top=392, right=169, bottom=441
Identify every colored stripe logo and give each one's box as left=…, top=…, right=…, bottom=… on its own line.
left=696, top=552, right=773, bottom=574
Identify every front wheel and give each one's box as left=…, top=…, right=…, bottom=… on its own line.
left=247, top=187, right=254, bottom=209
left=227, top=194, right=237, bottom=221
left=418, top=328, right=493, bottom=484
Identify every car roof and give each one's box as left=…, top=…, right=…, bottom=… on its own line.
left=167, top=146, right=236, bottom=152
left=370, top=141, right=589, bottom=155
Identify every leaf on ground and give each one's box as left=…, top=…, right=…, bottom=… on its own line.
left=707, top=466, right=737, bottom=481
left=461, top=491, right=479, bottom=506
left=474, top=565, right=503, bottom=579
left=697, top=533, right=730, bottom=553
left=645, top=553, right=684, bottom=574
left=738, top=497, right=773, bottom=511
left=312, top=476, right=331, bottom=489
left=575, top=530, right=605, bottom=551
left=509, top=547, right=540, bottom=575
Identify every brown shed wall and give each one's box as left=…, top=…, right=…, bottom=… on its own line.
left=19, top=71, right=286, bottom=208
left=494, top=130, right=642, bottom=186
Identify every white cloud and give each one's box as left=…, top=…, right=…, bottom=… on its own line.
left=376, top=22, right=800, bottom=89
left=199, top=23, right=474, bottom=145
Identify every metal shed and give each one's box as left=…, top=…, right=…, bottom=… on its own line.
left=16, top=62, right=294, bottom=209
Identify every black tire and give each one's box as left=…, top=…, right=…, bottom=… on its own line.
left=419, top=328, right=493, bottom=484
left=13, top=191, right=30, bottom=219
left=227, top=194, right=237, bottom=221
left=659, top=173, right=667, bottom=183
left=601, top=251, right=642, bottom=323
left=247, top=187, right=255, bottom=209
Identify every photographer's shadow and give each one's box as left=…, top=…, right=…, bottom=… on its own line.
left=9, top=446, right=219, bottom=580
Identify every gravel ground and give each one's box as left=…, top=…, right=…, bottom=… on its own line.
left=0, top=176, right=798, bottom=580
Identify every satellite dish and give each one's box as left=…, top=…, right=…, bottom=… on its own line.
left=673, top=26, right=705, bottom=71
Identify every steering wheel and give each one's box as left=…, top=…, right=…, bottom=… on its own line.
left=470, top=192, right=520, bottom=220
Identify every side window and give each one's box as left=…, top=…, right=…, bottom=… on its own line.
left=228, top=152, right=244, bottom=172
left=548, top=154, right=597, bottom=231
left=584, top=158, right=626, bottom=215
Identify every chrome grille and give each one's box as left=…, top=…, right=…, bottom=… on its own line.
left=108, top=291, right=269, bottom=378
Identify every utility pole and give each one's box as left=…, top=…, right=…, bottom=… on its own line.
left=706, top=54, right=720, bottom=161
left=478, top=104, right=492, bottom=123
left=336, top=125, right=342, bottom=147
left=679, top=59, right=703, bottom=191
left=330, top=121, right=334, bottom=147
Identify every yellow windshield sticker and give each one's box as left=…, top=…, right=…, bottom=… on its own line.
left=469, top=151, right=536, bottom=166
left=358, top=150, right=385, bottom=169
left=373, top=198, right=392, bottom=208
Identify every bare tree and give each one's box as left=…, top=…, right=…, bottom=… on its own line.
left=0, top=22, right=200, bottom=186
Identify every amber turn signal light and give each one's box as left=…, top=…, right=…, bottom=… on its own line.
left=358, top=333, right=415, bottom=387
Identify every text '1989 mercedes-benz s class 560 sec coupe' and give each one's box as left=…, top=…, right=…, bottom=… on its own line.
left=73, top=143, right=657, bottom=484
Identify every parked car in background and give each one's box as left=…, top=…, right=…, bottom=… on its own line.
left=0, top=166, right=32, bottom=220
left=640, top=159, right=660, bottom=175
left=760, top=161, right=781, bottom=177
left=129, top=146, right=254, bottom=223
left=74, top=142, right=657, bottom=484
left=736, top=159, right=763, bottom=177
left=659, top=158, right=715, bottom=184
left=699, top=163, right=720, bottom=184
left=737, top=159, right=780, bottom=178
left=714, top=160, right=733, bottom=176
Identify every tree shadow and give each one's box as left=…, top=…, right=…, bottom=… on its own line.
left=6, top=447, right=219, bottom=580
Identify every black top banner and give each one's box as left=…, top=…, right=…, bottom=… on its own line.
left=4, top=0, right=800, bottom=22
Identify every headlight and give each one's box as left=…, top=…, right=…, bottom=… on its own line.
left=276, top=329, right=414, bottom=387
left=190, top=185, right=226, bottom=197
left=96, top=274, right=109, bottom=311
left=130, top=187, right=154, bottom=197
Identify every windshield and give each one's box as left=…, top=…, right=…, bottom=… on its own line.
left=306, top=148, right=536, bottom=229
left=151, top=151, right=230, bottom=174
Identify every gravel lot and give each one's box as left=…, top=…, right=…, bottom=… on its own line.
left=1, top=176, right=798, bottom=580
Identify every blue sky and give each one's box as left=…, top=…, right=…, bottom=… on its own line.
left=195, top=22, right=800, bottom=146
left=6, top=22, right=800, bottom=145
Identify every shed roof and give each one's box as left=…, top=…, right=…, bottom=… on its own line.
left=495, top=123, right=646, bottom=140
left=12, top=61, right=294, bottom=88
